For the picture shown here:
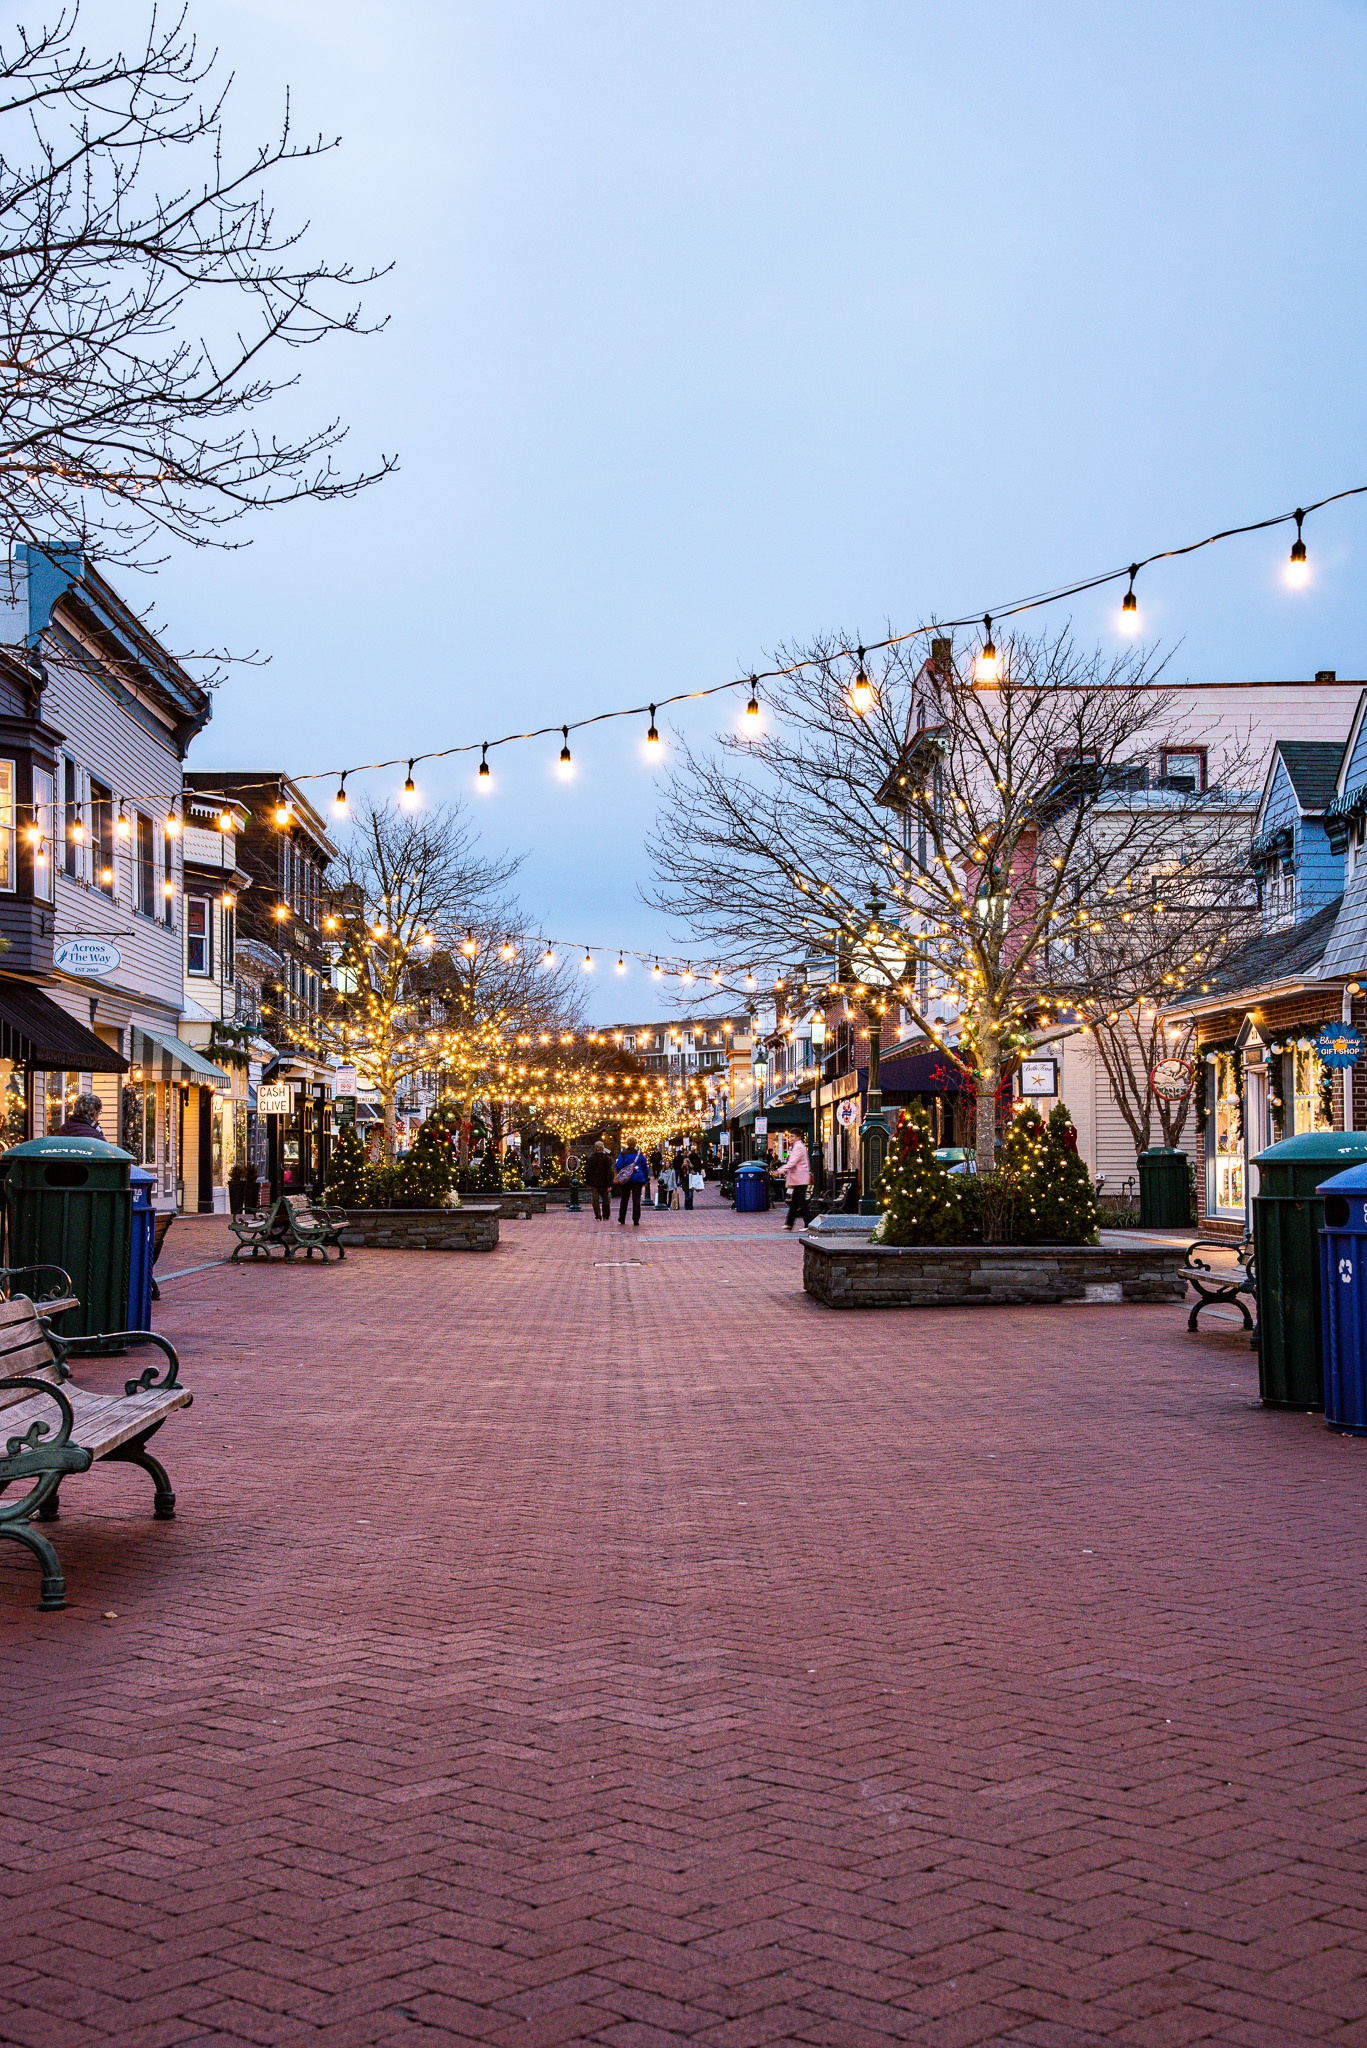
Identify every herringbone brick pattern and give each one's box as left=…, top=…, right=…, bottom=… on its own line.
left=1, top=1193, right=1365, bottom=2045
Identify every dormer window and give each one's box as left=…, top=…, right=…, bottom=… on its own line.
left=1160, top=747, right=1207, bottom=792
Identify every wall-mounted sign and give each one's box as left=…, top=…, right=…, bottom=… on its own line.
left=53, top=937, right=122, bottom=979
left=837, top=1099, right=861, bottom=1128
left=1315, top=1023, right=1365, bottom=1070
left=333, top=1095, right=356, bottom=1129
left=333, top=1064, right=358, bottom=1096
left=1150, top=1056, right=1194, bottom=1102
left=753, top=1116, right=768, bottom=1135
left=257, top=1082, right=295, bottom=1116
left=1020, top=1058, right=1059, bottom=1098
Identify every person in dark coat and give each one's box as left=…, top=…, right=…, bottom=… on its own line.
left=583, top=1139, right=616, bottom=1220
left=58, top=1092, right=104, bottom=1139
left=614, top=1138, right=650, bottom=1227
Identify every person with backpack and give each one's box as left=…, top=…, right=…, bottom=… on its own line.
left=614, top=1139, right=650, bottom=1226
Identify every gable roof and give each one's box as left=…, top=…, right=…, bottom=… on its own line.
left=1276, top=741, right=1344, bottom=812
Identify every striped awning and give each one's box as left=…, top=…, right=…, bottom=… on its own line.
left=130, top=1027, right=230, bottom=1090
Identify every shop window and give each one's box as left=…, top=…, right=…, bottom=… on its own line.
left=1291, top=1044, right=1330, bottom=1134
left=135, top=812, right=155, bottom=916
left=90, top=778, right=114, bottom=894
left=0, top=758, right=15, bottom=892
left=187, top=896, right=212, bottom=976
left=63, top=757, right=78, bottom=877
left=1211, top=1052, right=1243, bottom=1215
left=31, top=766, right=52, bottom=902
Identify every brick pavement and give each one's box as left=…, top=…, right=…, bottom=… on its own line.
left=2, top=1188, right=1366, bottom=2046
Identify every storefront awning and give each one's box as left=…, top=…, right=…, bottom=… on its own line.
left=0, top=978, right=128, bottom=1072
left=857, top=1046, right=972, bottom=1097
left=130, top=1026, right=230, bottom=1089
left=737, top=1102, right=812, bottom=1132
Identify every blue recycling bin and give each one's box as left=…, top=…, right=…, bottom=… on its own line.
left=128, top=1166, right=156, bottom=1333
left=735, top=1162, right=770, bottom=1213
left=1317, top=1161, right=1367, bottom=1433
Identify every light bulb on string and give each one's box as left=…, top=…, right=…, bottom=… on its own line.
left=645, top=705, right=659, bottom=753
left=974, top=615, right=999, bottom=686
left=401, top=761, right=418, bottom=809
left=849, top=647, right=875, bottom=715
left=557, top=728, right=573, bottom=779
left=1119, top=565, right=1140, bottom=632
left=542, top=945, right=555, bottom=967
left=744, top=676, right=761, bottom=726
left=163, top=812, right=179, bottom=837
left=275, top=797, right=292, bottom=828
left=218, top=809, right=234, bottom=832
left=461, top=930, right=477, bottom=957
left=477, top=743, right=492, bottom=789
left=333, top=777, right=348, bottom=817
left=582, top=950, right=594, bottom=971
left=115, top=808, right=129, bottom=839
left=616, top=954, right=626, bottom=973
left=500, top=939, right=515, bottom=960
left=1287, top=509, right=1309, bottom=588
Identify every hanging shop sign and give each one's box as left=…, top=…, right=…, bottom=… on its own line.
left=836, top=1098, right=861, bottom=1129
left=1315, top=1023, right=1365, bottom=1070
left=333, top=1064, right=358, bottom=1096
left=1019, top=1058, right=1059, bottom=1098
left=1149, top=1056, right=1195, bottom=1102
left=257, top=1082, right=296, bottom=1116
left=753, top=1116, right=768, bottom=1136
left=53, top=936, right=122, bottom=979
left=333, top=1095, right=356, bottom=1130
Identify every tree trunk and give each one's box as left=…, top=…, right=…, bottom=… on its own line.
left=383, top=1091, right=397, bottom=1163
left=975, top=1036, right=1000, bottom=1174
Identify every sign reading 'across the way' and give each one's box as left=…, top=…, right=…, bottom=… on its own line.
left=53, top=937, right=122, bottom=979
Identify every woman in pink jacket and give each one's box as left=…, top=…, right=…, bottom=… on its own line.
left=782, top=1137, right=812, bottom=1231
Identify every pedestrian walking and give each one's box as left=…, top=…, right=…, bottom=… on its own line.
left=660, top=1159, right=679, bottom=1210
left=614, top=1139, right=651, bottom=1226
left=684, top=1146, right=703, bottom=1211
left=782, top=1135, right=813, bottom=1231
left=648, top=1146, right=664, bottom=1207
left=583, top=1139, right=616, bottom=1220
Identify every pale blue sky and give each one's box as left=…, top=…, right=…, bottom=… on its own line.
left=90, top=0, right=1367, bottom=1017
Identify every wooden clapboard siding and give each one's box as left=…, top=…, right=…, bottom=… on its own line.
left=41, top=647, right=185, bottom=1015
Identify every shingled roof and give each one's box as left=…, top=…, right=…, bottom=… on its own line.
left=1276, top=740, right=1344, bottom=812
left=1196, top=895, right=1343, bottom=1004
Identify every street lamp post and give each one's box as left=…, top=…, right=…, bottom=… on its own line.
left=752, top=1046, right=768, bottom=1165
left=809, top=1007, right=827, bottom=1195
left=859, top=896, right=892, bottom=1215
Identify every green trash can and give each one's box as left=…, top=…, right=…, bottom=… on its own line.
left=1251, top=1130, right=1367, bottom=1408
left=3, top=1135, right=134, bottom=1339
left=1138, top=1147, right=1191, bottom=1227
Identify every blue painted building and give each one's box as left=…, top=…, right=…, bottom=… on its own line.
left=1250, top=739, right=1346, bottom=930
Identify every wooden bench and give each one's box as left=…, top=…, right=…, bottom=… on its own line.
left=279, top=1194, right=347, bottom=1261
left=1180, top=1237, right=1257, bottom=1332
left=0, top=1294, right=189, bottom=1610
left=149, top=1209, right=175, bottom=1301
left=229, top=1197, right=289, bottom=1260
left=0, top=1263, right=78, bottom=1322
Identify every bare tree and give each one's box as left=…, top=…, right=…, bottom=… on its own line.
left=650, top=627, right=1245, bottom=1172
left=0, top=5, right=391, bottom=569
left=323, top=801, right=521, bottom=1158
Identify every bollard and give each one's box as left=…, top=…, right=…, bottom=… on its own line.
left=567, top=1170, right=581, bottom=1212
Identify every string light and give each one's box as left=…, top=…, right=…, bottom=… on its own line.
left=70, top=819, right=84, bottom=843
left=401, top=762, right=417, bottom=808
left=500, top=939, right=515, bottom=960
left=1287, top=509, right=1309, bottom=588
left=645, top=706, right=659, bottom=749
left=582, top=950, right=594, bottom=970
left=1120, top=565, right=1139, bottom=631
left=218, top=808, right=233, bottom=832
left=115, top=808, right=130, bottom=838
left=652, top=960, right=662, bottom=979
left=849, top=647, right=874, bottom=715
left=461, top=930, right=477, bottom=957
left=542, top=945, right=555, bottom=967
left=275, top=797, right=292, bottom=828
left=745, top=677, right=760, bottom=723
left=974, top=615, right=999, bottom=686
left=333, top=776, right=348, bottom=816
left=558, top=728, right=573, bottom=779
left=616, top=954, right=626, bottom=973
left=478, top=744, right=490, bottom=786
left=164, top=812, right=179, bottom=836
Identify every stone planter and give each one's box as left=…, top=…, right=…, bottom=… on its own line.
left=338, top=1203, right=500, bottom=1251
left=801, top=1236, right=1187, bottom=1309
left=493, top=1190, right=546, bottom=1218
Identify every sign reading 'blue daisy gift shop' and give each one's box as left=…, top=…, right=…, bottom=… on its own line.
left=1314, top=1023, right=1366, bottom=1070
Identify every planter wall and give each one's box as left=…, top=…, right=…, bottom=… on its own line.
left=802, top=1237, right=1187, bottom=1309
left=339, top=1203, right=500, bottom=1251
left=490, top=1192, right=546, bottom=1218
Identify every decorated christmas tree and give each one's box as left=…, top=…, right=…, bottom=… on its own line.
left=397, top=1114, right=456, bottom=1206
left=323, top=1121, right=368, bottom=1207
left=873, top=1106, right=963, bottom=1245
left=1037, top=1102, right=1101, bottom=1243
left=474, top=1149, right=505, bottom=1191
left=998, top=1102, right=1050, bottom=1243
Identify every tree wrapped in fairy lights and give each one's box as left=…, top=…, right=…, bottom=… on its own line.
left=873, top=1107, right=961, bottom=1245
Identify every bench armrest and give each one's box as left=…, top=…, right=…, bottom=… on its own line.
left=0, top=1376, right=93, bottom=1512
left=0, top=1262, right=74, bottom=1303
left=62, top=1329, right=181, bottom=1396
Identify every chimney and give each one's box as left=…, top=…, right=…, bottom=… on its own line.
left=1316, top=669, right=1337, bottom=683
